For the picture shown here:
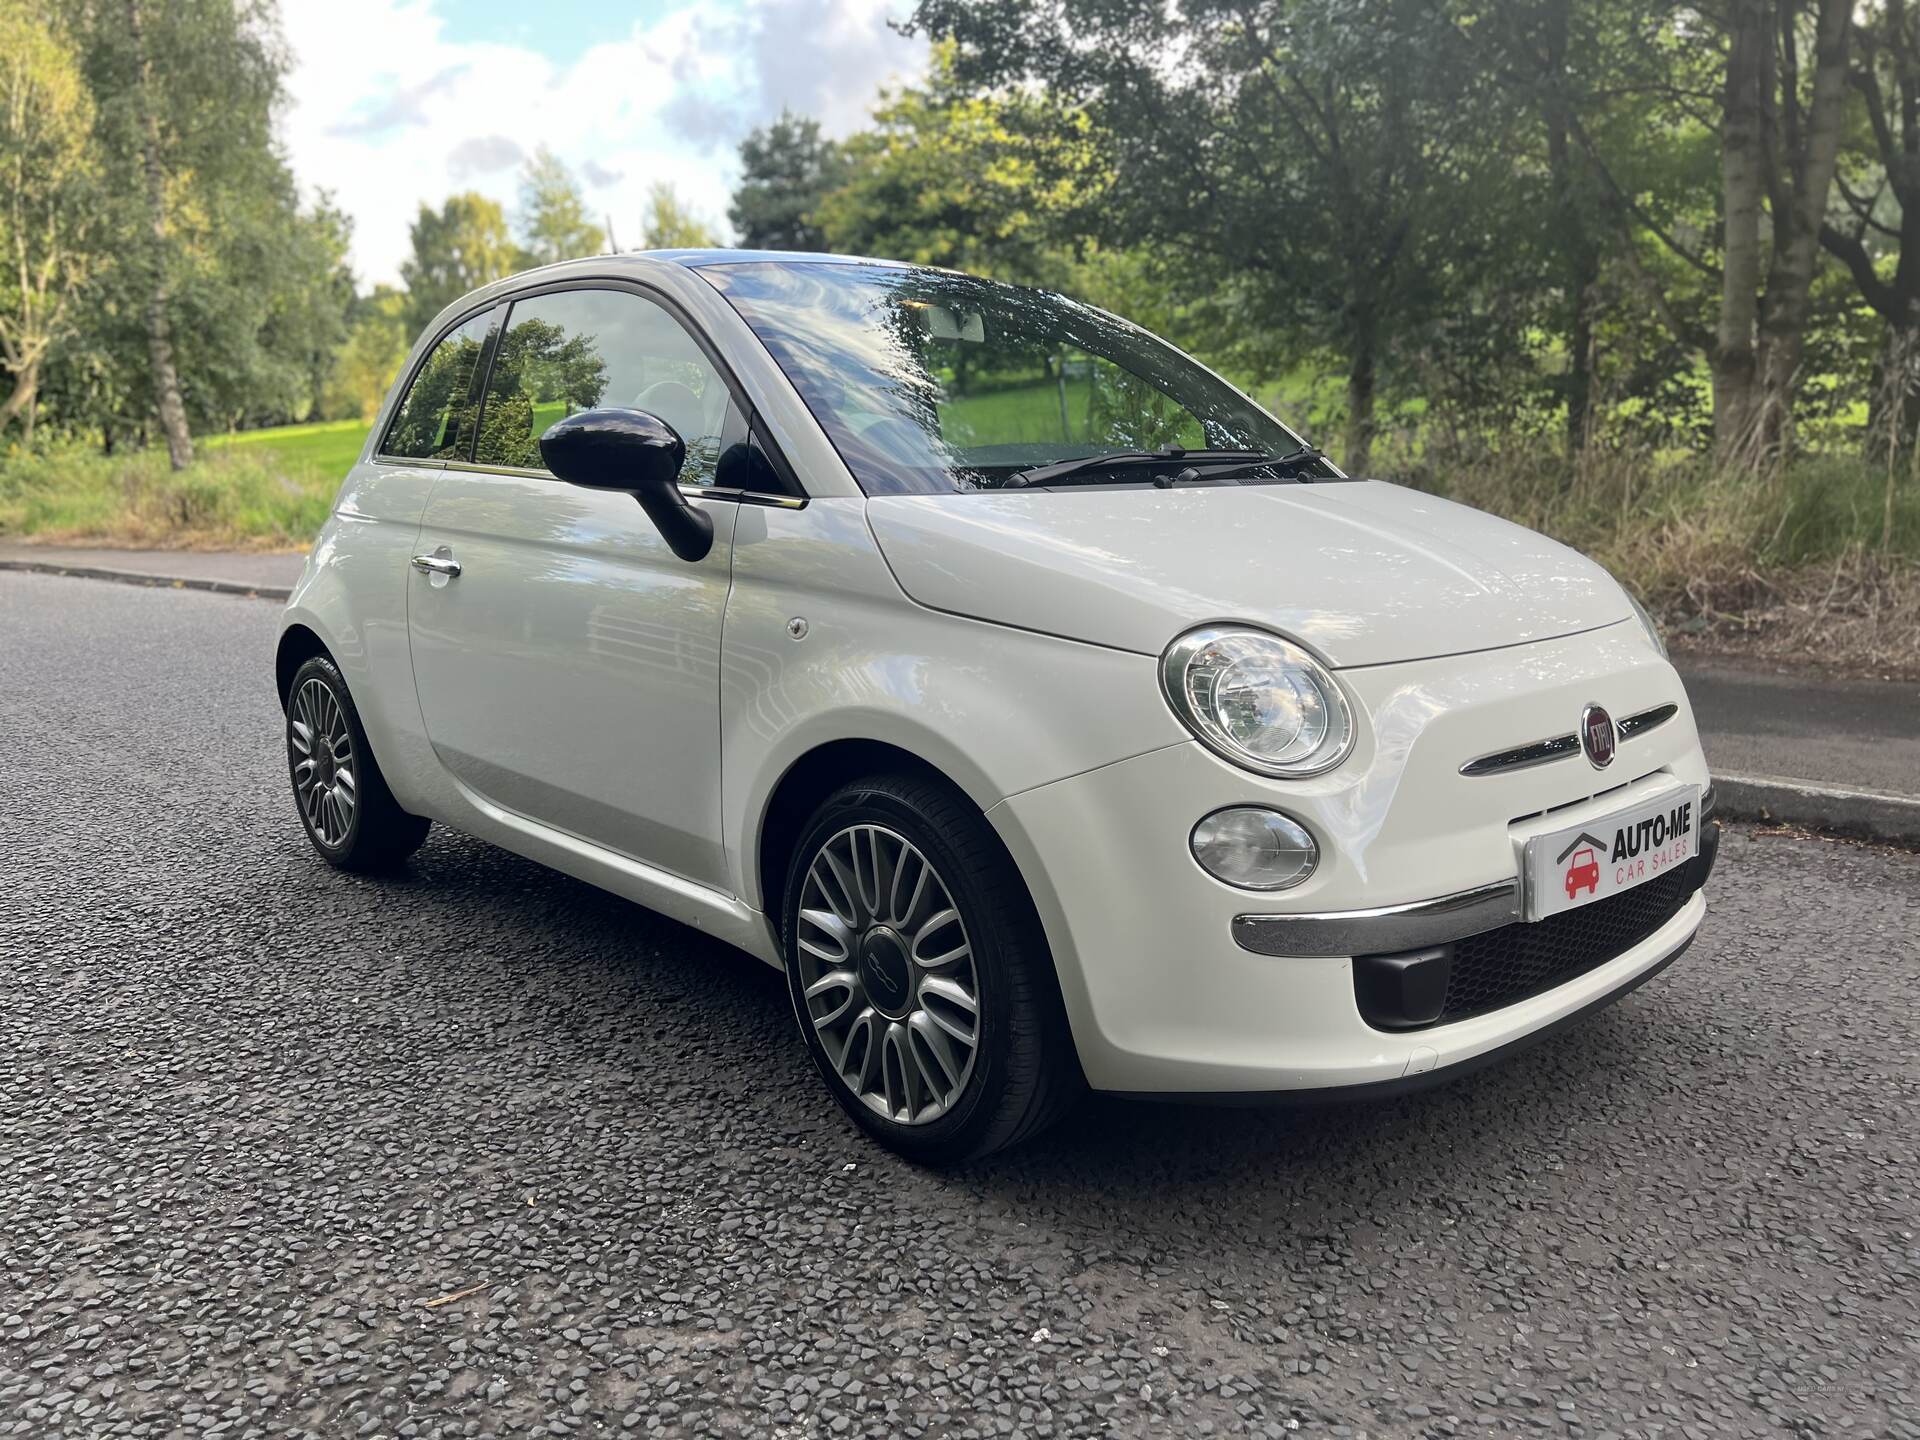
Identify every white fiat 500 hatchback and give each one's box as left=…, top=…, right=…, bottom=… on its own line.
left=277, top=251, right=1717, bottom=1161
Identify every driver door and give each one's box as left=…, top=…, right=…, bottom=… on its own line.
left=406, top=284, right=740, bottom=889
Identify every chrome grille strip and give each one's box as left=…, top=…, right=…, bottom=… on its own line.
left=1618, top=702, right=1679, bottom=739
left=1463, top=702, right=1682, bottom=778
left=1459, top=733, right=1579, bottom=777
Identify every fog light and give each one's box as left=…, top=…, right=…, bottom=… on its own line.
left=1190, top=807, right=1319, bottom=890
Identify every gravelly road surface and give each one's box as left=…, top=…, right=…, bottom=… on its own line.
left=3, top=570, right=1917, bottom=1440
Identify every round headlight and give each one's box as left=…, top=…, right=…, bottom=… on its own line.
left=1190, top=807, right=1319, bottom=890
left=1160, top=626, right=1354, bottom=776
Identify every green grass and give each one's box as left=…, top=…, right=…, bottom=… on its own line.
left=0, top=418, right=374, bottom=548
left=204, top=417, right=371, bottom=476
left=942, top=379, right=1078, bottom=443
left=0, top=437, right=345, bottom=549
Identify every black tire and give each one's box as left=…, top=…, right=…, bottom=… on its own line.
left=284, top=654, right=430, bottom=873
left=781, top=771, right=1082, bottom=1163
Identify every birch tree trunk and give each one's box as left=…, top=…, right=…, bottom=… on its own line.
left=1542, top=0, right=1598, bottom=460
left=1753, top=0, right=1852, bottom=451
left=1714, top=0, right=1768, bottom=466
left=126, top=0, right=192, bottom=471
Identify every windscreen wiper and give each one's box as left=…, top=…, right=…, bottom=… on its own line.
left=1153, top=444, right=1330, bottom=487
left=1001, top=448, right=1268, bottom=489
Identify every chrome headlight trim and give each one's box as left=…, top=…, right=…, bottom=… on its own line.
left=1159, top=625, right=1356, bottom=778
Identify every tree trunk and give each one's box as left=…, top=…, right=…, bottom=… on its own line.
left=1344, top=315, right=1376, bottom=476
left=1714, top=0, right=1768, bottom=467
left=126, top=0, right=193, bottom=471
left=0, top=367, right=36, bottom=433
left=1752, top=0, right=1852, bottom=454
left=1542, top=0, right=1597, bottom=460
left=1867, top=309, right=1920, bottom=456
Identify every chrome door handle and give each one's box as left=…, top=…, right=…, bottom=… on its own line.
left=411, top=551, right=461, bottom=578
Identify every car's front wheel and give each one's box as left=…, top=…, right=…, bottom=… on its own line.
left=782, top=772, right=1081, bottom=1163
left=284, top=654, right=430, bottom=872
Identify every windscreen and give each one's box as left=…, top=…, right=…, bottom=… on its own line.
left=702, top=261, right=1324, bottom=495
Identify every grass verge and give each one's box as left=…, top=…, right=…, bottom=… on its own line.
left=4, top=419, right=1916, bottom=672
left=1407, top=442, right=1920, bottom=676
left=0, top=438, right=354, bottom=550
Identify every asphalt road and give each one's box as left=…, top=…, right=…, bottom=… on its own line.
left=3, top=570, right=1916, bottom=1440
left=1677, top=659, right=1920, bottom=797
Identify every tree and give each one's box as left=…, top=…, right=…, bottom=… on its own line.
left=0, top=0, right=97, bottom=442
left=1449, top=0, right=1639, bottom=457
left=400, top=192, right=522, bottom=331
left=1714, top=0, right=1852, bottom=462
left=640, top=183, right=719, bottom=249
left=1553, top=0, right=1852, bottom=462
left=910, top=3, right=1504, bottom=473
left=517, top=147, right=605, bottom=265
left=1820, top=0, right=1920, bottom=451
left=48, top=0, right=355, bottom=445
left=324, top=285, right=409, bottom=421
left=124, top=0, right=191, bottom=467
left=729, top=110, right=846, bottom=251
left=814, top=45, right=1110, bottom=289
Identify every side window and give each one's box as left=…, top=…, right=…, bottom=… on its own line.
left=472, top=288, right=734, bottom=486
left=379, top=310, right=495, bottom=461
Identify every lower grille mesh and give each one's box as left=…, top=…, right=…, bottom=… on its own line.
left=1436, top=864, right=1697, bottom=1025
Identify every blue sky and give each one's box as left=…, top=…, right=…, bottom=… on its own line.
left=441, top=0, right=682, bottom=64
left=278, top=0, right=923, bottom=285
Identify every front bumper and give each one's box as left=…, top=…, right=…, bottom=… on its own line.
left=986, top=623, right=1714, bottom=1094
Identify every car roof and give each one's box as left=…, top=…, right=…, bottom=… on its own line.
left=642, top=248, right=922, bottom=272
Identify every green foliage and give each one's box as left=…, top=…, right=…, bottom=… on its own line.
left=324, top=286, right=410, bottom=421
left=0, top=0, right=99, bottom=435
left=37, top=0, right=354, bottom=439
left=383, top=321, right=491, bottom=460
left=400, top=192, right=522, bottom=332
left=641, top=183, right=719, bottom=250
left=470, top=315, right=608, bottom=468
left=815, top=44, right=1107, bottom=288
left=729, top=110, right=847, bottom=251
left=517, top=148, right=605, bottom=266
left=910, top=2, right=1509, bottom=466
left=0, top=437, right=342, bottom=545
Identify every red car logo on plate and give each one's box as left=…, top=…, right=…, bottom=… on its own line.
left=1581, top=704, right=1616, bottom=768
left=1564, top=847, right=1601, bottom=899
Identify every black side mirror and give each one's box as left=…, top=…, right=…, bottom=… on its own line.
left=538, top=407, right=714, bottom=562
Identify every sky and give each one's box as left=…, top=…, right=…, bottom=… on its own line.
left=278, top=0, right=926, bottom=288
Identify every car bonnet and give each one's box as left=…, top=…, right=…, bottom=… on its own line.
left=863, top=480, right=1634, bottom=668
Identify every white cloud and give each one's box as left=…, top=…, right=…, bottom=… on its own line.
left=278, top=0, right=924, bottom=287
left=446, top=133, right=525, bottom=179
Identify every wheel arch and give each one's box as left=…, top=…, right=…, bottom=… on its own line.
left=752, top=736, right=1085, bottom=1094
left=275, top=622, right=331, bottom=709
left=753, top=738, right=961, bottom=925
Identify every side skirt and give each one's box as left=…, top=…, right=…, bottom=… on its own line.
left=431, top=774, right=783, bottom=968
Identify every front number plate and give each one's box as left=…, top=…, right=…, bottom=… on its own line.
left=1523, top=787, right=1701, bottom=921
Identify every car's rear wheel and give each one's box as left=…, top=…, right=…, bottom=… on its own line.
left=285, top=654, right=430, bottom=872
left=782, top=772, right=1081, bottom=1163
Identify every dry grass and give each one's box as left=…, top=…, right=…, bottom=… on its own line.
left=1664, top=553, right=1920, bottom=678
left=1398, top=440, right=1920, bottom=677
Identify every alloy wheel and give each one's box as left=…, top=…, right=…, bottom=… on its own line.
left=795, top=824, right=981, bottom=1125
left=289, top=677, right=357, bottom=848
